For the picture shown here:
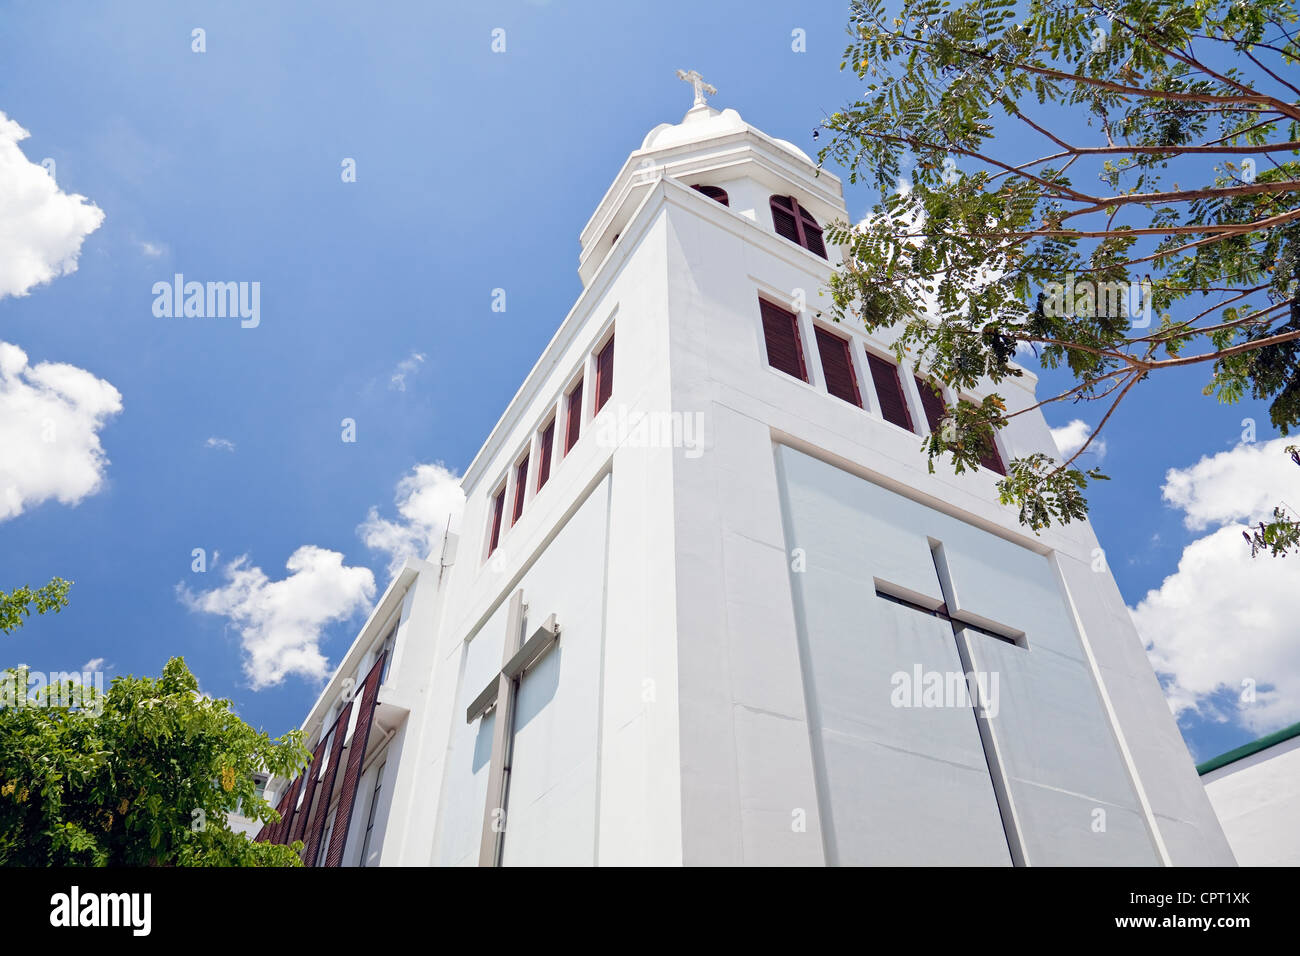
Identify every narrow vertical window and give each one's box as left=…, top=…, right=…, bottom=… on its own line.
left=565, top=379, right=583, bottom=454
left=759, top=299, right=808, bottom=382
left=511, top=456, right=528, bottom=524
left=914, top=376, right=947, bottom=436
left=536, top=420, right=555, bottom=491
left=867, top=353, right=913, bottom=432
left=964, top=402, right=1007, bottom=475
left=815, top=327, right=861, bottom=407
left=979, top=436, right=1007, bottom=476
left=594, top=334, right=615, bottom=414
left=359, top=762, right=386, bottom=867
left=487, top=486, right=505, bottom=555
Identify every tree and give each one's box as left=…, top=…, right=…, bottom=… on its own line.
left=0, top=577, right=71, bottom=635
left=821, top=0, right=1299, bottom=543
left=0, top=656, right=309, bottom=866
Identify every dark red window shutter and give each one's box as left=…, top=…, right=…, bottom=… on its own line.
left=978, top=427, right=1007, bottom=475
left=512, top=456, right=528, bottom=524
left=770, top=195, right=800, bottom=244
left=914, top=376, right=947, bottom=436
left=258, top=780, right=297, bottom=843
left=536, top=421, right=555, bottom=491
left=770, top=195, right=828, bottom=260
left=867, top=353, right=913, bottom=432
left=302, top=706, right=350, bottom=866
left=594, top=335, right=614, bottom=414
left=815, top=327, right=861, bottom=407
left=289, top=733, right=333, bottom=845
left=488, top=488, right=505, bottom=555
left=800, top=208, right=827, bottom=259
left=565, top=380, right=583, bottom=454
left=323, top=653, right=386, bottom=868
left=760, top=299, right=807, bottom=382
left=692, top=184, right=729, bottom=206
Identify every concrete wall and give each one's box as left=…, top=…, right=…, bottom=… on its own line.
left=1203, top=737, right=1300, bottom=866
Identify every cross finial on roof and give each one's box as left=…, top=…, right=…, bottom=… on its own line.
left=675, top=69, right=716, bottom=108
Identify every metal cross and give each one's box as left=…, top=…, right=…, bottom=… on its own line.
left=465, top=588, right=560, bottom=867
left=676, top=69, right=716, bottom=108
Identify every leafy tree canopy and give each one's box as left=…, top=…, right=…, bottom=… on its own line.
left=821, top=0, right=1299, bottom=544
left=0, top=656, right=309, bottom=866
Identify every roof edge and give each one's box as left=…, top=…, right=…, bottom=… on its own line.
left=1197, top=719, right=1300, bottom=775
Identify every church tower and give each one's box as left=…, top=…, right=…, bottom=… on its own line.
left=257, top=77, right=1236, bottom=867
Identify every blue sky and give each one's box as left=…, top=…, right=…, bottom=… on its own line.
left=0, top=0, right=1293, bottom=763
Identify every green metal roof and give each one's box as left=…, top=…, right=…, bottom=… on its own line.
left=1197, top=720, right=1300, bottom=775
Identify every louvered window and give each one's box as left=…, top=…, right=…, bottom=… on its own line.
left=815, top=327, right=861, bottom=406
left=915, top=376, right=948, bottom=436
left=759, top=299, right=807, bottom=382
left=565, top=380, right=583, bottom=454
left=769, top=195, right=827, bottom=259
left=594, top=335, right=614, bottom=414
left=487, top=487, right=505, bottom=555
left=536, top=420, right=555, bottom=491
left=511, top=456, right=528, bottom=524
left=867, top=353, right=913, bottom=432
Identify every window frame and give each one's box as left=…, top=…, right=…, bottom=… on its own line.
left=758, top=297, right=809, bottom=383
left=814, top=324, right=862, bottom=407
left=769, top=194, right=827, bottom=259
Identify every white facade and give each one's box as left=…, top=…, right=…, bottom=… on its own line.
left=1202, top=725, right=1300, bottom=866
left=262, top=99, right=1234, bottom=866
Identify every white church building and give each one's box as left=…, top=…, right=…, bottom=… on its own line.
left=256, top=78, right=1235, bottom=866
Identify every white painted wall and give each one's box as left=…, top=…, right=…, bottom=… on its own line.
left=1203, top=736, right=1300, bottom=865
left=289, top=102, right=1233, bottom=867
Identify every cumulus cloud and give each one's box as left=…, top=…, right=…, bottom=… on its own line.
left=1160, top=437, right=1298, bottom=531
left=0, top=111, right=105, bottom=298
left=81, top=657, right=106, bottom=672
left=1049, top=419, right=1107, bottom=461
left=0, top=342, right=123, bottom=521
left=359, top=462, right=465, bottom=576
left=1131, top=439, right=1300, bottom=733
left=180, top=546, right=376, bottom=690
left=389, top=351, right=426, bottom=392
left=205, top=436, right=235, bottom=452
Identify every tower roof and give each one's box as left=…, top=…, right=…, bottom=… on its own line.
left=639, top=104, right=814, bottom=166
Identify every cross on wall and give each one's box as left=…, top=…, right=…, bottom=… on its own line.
left=464, top=588, right=561, bottom=867
left=874, top=539, right=1028, bottom=865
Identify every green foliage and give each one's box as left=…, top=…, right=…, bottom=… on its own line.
left=823, top=0, right=1300, bottom=534
left=1244, top=445, right=1300, bottom=555
left=0, top=656, right=309, bottom=866
left=0, top=578, right=71, bottom=635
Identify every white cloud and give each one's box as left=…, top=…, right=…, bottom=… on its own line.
left=1131, top=439, right=1300, bottom=734
left=205, top=436, right=235, bottom=452
left=1049, top=419, right=1107, bottom=461
left=1161, top=437, right=1298, bottom=531
left=180, top=546, right=376, bottom=690
left=0, top=342, right=123, bottom=521
left=0, top=111, right=105, bottom=298
left=389, top=351, right=426, bottom=392
left=81, top=657, right=106, bottom=672
left=138, top=241, right=164, bottom=258
left=359, top=462, right=465, bottom=576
